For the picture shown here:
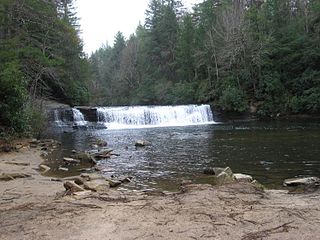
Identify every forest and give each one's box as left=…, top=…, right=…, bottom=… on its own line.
left=1, top=0, right=320, bottom=135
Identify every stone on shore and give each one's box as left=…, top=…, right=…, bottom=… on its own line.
left=234, top=173, right=253, bottom=182
left=63, top=181, right=85, bottom=192
left=83, top=180, right=110, bottom=192
left=108, top=179, right=122, bottom=188
left=283, top=177, right=320, bottom=187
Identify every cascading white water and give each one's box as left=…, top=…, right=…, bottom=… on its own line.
left=96, top=104, right=215, bottom=129
left=53, top=109, right=66, bottom=127
left=72, top=108, right=87, bottom=126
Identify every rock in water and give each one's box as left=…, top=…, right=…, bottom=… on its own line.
left=283, top=177, right=320, bottom=187
left=215, top=172, right=235, bottom=185
left=63, top=157, right=80, bottom=164
left=203, top=167, right=232, bottom=176
left=234, top=173, right=253, bottom=183
left=135, top=140, right=151, bottom=147
left=108, top=180, right=122, bottom=188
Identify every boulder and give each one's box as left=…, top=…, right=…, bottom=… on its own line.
left=135, top=140, right=151, bottom=147
left=64, top=181, right=85, bottom=192
left=234, top=173, right=253, bottom=182
left=214, top=172, right=235, bottom=185
left=83, top=180, right=110, bottom=192
left=283, top=177, right=320, bottom=187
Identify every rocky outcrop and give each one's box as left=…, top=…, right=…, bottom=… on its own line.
left=283, top=177, right=320, bottom=186
left=204, top=167, right=255, bottom=186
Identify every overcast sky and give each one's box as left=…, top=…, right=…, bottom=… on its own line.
left=76, top=0, right=203, bottom=54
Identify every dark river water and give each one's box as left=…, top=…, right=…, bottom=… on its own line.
left=44, top=120, right=320, bottom=191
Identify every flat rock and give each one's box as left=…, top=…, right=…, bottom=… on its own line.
left=83, top=180, right=110, bottom=192
left=283, top=177, right=320, bottom=187
left=234, top=173, right=253, bottom=182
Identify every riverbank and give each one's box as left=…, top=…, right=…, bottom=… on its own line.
left=0, top=144, right=320, bottom=240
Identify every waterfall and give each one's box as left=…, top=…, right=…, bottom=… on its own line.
left=53, top=109, right=65, bottom=127
left=96, top=104, right=215, bottom=129
left=72, top=108, right=87, bottom=126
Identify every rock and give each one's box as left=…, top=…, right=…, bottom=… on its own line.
left=181, top=180, right=193, bottom=186
left=39, top=164, right=51, bottom=172
left=108, top=180, right=122, bottom=188
left=0, top=173, right=31, bottom=181
left=58, top=167, right=69, bottom=171
left=72, top=152, right=91, bottom=162
left=135, top=140, right=151, bottom=147
left=92, top=149, right=113, bottom=159
left=203, top=167, right=231, bottom=176
left=283, top=177, right=320, bottom=187
left=29, top=139, right=39, bottom=144
left=83, top=180, right=110, bottom=192
left=29, top=144, right=38, bottom=148
left=71, top=149, right=77, bottom=154
left=1, top=144, right=12, bottom=152
left=97, top=139, right=108, bottom=147
left=15, top=144, right=23, bottom=150
left=118, top=175, right=133, bottom=183
left=91, top=144, right=99, bottom=149
left=74, top=177, right=86, bottom=186
left=234, top=173, right=253, bottom=182
left=214, top=172, right=235, bottom=185
left=64, top=181, right=85, bottom=192
left=80, top=173, right=105, bottom=181
left=63, top=157, right=80, bottom=164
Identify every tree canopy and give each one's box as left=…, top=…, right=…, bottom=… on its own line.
left=0, top=0, right=90, bottom=133
left=90, top=0, right=320, bottom=118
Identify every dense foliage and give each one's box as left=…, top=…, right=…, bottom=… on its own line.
left=0, top=0, right=90, bottom=133
left=90, top=0, right=320, bottom=117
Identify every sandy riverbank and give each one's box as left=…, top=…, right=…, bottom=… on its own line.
left=0, top=143, right=320, bottom=240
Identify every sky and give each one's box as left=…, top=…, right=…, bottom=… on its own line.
left=75, top=0, right=203, bottom=54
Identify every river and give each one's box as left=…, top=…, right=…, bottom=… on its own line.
left=45, top=105, right=320, bottom=191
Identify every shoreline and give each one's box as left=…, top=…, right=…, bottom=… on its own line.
left=1, top=142, right=320, bottom=240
